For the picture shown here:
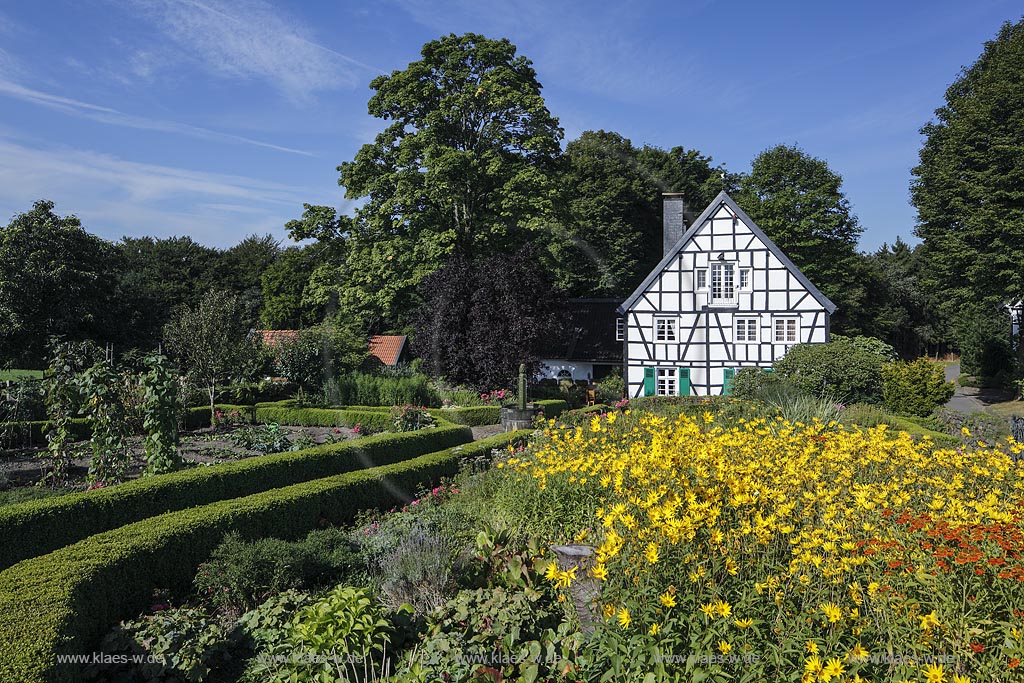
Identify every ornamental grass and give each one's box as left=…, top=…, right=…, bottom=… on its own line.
left=500, top=410, right=1024, bottom=682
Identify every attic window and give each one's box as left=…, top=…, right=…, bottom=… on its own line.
left=710, top=263, right=736, bottom=305
left=655, top=317, right=677, bottom=342
left=616, top=318, right=625, bottom=341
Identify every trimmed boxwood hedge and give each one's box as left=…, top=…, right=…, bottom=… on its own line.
left=0, top=431, right=530, bottom=683
left=0, top=420, right=471, bottom=571
left=0, top=419, right=91, bottom=447
left=430, top=406, right=501, bottom=426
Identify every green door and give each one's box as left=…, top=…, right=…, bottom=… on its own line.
left=723, top=368, right=736, bottom=396
left=643, top=367, right=655, bottom=396
left=677, top=367, right=690, bottom=396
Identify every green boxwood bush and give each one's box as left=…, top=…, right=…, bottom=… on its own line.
left=0, top=431, right=530, bottom=683
left=0, top=417, right=471, bottom=570
left=430, top=406, right=501, bottom=426
left=881, top=358, right=956, bottom=417
left=773, top=335, right=895, bottom=403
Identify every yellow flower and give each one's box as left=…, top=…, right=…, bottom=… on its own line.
left=819, top=601, right=842, bottom=624
left=922, top=663, right=946, bottom=683
left=847, top=643, right=869, bottom=661
left=699, top=602, right=716, bottom=618
left=644, top=542, right=659, bottom=564
left=919, top=610, right=940, bottom=631
left=820, top=657, right=845, bottom=681
left=616, top=606, right=631, bottom=629
left=591, top=564, right=608, bottom=581
left=649, top=623, right=661, bottom=635
left=659, top=591, right=676, bottom=608
left=805, top=640, right=819, bottom=654
left=714, top=600, right=732, bottom=619
left=804, top=655, right=823, bottom=675
left=544, top=561, right=559, bottom=581
left=952, top=675, right=971, bottom=683
left=734, top=617, right=753, bottom=629
left=718, top=640, right=731, bottom=654
left=602, top=603, right=616, bottom=619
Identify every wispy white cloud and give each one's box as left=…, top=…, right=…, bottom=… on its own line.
left=0, top=78, right=313, bottom=155
left=0, top=135, right=335, bottom=246
left=125, top=0, right=378, bottom=103
left=390, top=0, right=725, bottom=106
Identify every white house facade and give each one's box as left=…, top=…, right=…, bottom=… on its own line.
left=618, top=191, right=836, bottom=398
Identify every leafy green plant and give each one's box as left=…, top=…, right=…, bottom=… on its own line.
left=594, top=370, right=624, bottom=404
left=229, top=423, right=293, bottom=454
left=140, top=354, right=181, bottom=475
left=237, top=589, right=316, bottom=651
left=390, top=405, right=434, bottom=432
left=41, top=340, right=94, bottom=486
left=774, top=335, right=894, bottom=403
left=194, top=532, right=328, bottom=617
left=881, top=358, right=956, bottom=417
left=93, top=607, right=236, bottom=683
left=77, top=361, right=133, bottom=485
left=245, top=586, right=393, bottom=683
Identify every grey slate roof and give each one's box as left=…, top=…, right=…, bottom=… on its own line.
left=616, top=191, right=838, bottom=315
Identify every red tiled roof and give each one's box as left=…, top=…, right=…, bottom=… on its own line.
left=369, top=335, right=406, bottom=366
left=257, top=330, right=299, bottom=347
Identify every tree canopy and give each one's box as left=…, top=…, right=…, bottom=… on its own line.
left=736, top=144, right=868, bottom=334
left=912, top=18, right=1024, bottom=357
left=0, top=200, right=118, bottom=367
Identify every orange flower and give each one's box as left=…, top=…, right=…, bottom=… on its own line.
left=970, top=642, right=984, bottom=653
left=1010, top=658, right=1021, bottom=670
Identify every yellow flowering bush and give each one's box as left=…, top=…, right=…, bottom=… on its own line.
left=501, top=410, right=1024, bottom=682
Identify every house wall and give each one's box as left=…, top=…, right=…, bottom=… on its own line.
left=624, top=203, right=830, bottom=397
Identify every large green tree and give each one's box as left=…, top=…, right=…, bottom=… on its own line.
left=0, top=200, right=118, bottom=367
left=548, top=131, right=733, bottom=297
left=736, top=145, right=867, bottom=334
left=911, top=18, right=1024, bottom=364
left=115, top=236, right=222, bottom=351
left=294, top=33, right=564, bottom=329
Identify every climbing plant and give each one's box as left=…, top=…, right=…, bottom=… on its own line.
left=140, top=354, right=180, bottom=475
left=77, top=361, right=133, bottom=485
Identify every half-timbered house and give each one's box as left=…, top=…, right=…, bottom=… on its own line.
left=618, top=191, right=836, bottom=397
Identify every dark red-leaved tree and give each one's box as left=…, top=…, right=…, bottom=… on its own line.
left=413, top=246, right=565, bottom=389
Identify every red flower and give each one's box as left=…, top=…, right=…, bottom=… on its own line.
left=970, top=642, right=984, bottom=653
left=1009, top=658, right=1021, bottom=669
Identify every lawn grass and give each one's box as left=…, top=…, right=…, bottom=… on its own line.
left=0, top=370, right=42, bottom=381
left=983, top=398, right=1024, bottom=418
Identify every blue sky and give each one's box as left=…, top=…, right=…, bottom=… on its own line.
left=0, top=1, right=1019, bottom=251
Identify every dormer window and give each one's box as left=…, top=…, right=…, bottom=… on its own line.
left=710, top=262, right=736, bottom=305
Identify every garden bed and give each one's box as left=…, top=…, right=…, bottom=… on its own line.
left=0, top=423, right=360, bottom=493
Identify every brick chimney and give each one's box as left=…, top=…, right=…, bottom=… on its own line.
left=663, top=193, right=692, bottom=257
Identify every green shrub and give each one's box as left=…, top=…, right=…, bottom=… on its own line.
left=0, top=431, right=531, bottom=683
left=728, top=367, right=783, bottom=400
left=0, top=416, right=472, bottom=570
left=327, top=371, right=439, bottom=407
left=840, top=403, right=892, bottom=428
left=237, top=590, right=315, bottom=651
left=881, top=358, right=956, bottom=417
left=774, top=335, right=893, bottom=403
left=933, top=408, right=1010, bottom=443
left=594, top=371, right=624, bottom=404
left=429, top=406, right=501, bottom=426
left=94, top=607, right=235, bottom=683
left=246, top=586, right=393, bottom=683
left=195, top=529, right=366, bottom=618
left=389, top=405, right=435, bottom=432
left=194, top=533, right=324, bottom=616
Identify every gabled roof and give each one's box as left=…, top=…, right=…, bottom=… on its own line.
left=257, top=329, right=299, bottom=346
left=617, top=191, right=837, bottom=315
left=369, top=335, right=407, bottom=366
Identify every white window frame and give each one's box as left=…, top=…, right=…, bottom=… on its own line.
left=738, top=268, right=751, bottom=290
left=709, top=262, right=736, bottom=306
left=656, top=367, right=677, bottom=396
left=615, top=317, right=625, bottom=342
left=774, top=317, right=799, bottom=344
left=655, top=317, right=677, bottom=342
left=696, top=269, right=707, bottom=290
left=735, top=317, right=758, bottom=343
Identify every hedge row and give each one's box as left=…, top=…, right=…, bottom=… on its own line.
left=0, top=421, right=472, bottom=570
left=0, top=419, right=91, bottom=447
left=0, top=431, right=531, bottom=683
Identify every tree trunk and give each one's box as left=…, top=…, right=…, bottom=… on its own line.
left=208, top=384, right=216, bottom=428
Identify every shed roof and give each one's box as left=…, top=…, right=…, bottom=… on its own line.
left=369, top=335, right=407, bottom=366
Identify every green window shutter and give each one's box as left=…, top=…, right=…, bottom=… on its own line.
left=677, top=367, right=690, bottom=396
left=643, top=367, right=656, bottom=396
left=723, top=368, right=736, bottom=396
